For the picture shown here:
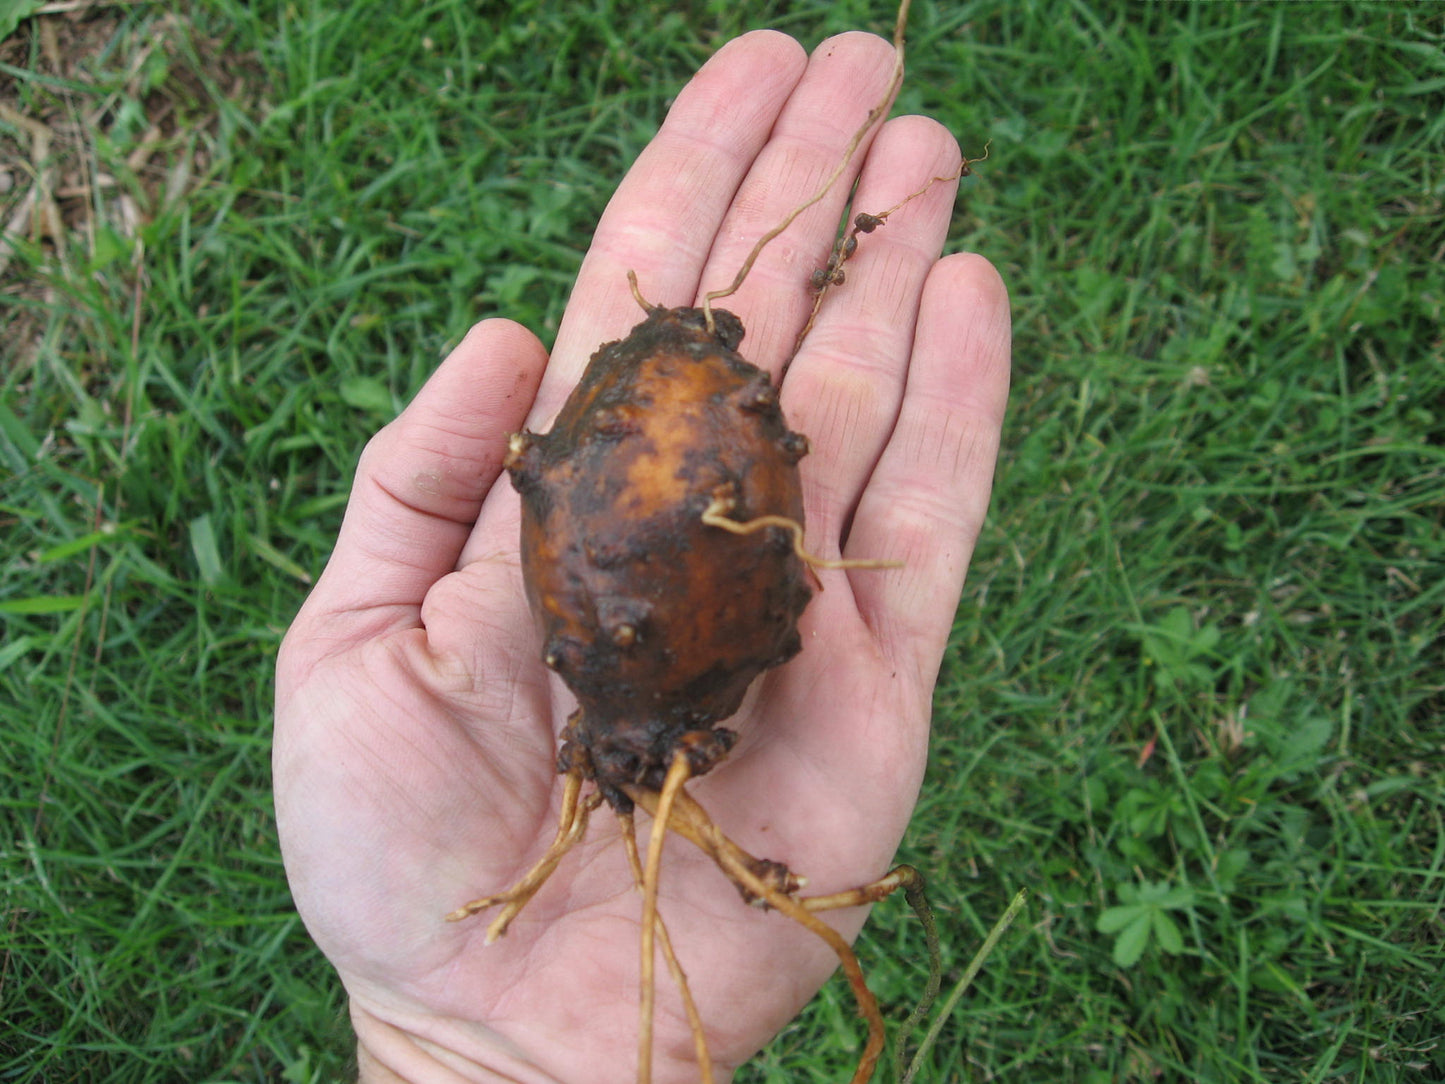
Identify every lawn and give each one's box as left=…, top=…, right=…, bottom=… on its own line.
left=2, top=1, right=1442, bottom=1081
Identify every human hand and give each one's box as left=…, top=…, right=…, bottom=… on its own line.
left=274, top=28, right=1011, bottom=1084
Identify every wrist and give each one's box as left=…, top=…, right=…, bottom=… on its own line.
left=350, top=998, right=739, bottom=1084
left=352, top=1003, right=566, bottom=1084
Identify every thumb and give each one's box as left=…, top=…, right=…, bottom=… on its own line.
left=288, top=318, right=547, bottom=657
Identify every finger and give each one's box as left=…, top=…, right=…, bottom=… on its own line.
left=845, top=253, right=1012, bottom=690
left=696, top=31, right=902, bottom=378
left=527, top=30, right=809, bottom=425
left=296, top=318, right=548, bottom=641
left=777, top=114, right=963, bottom=553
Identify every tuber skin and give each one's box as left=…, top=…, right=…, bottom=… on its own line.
left=505, top=302, right=814, bottom=811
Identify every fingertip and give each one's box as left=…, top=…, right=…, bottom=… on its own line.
left=724, top=27, right=808, bottom=65
left=447, top=317, right=549, bottom=394
left=920, top=252, right=1013, bottom=422
left=405, top=318, right=549, bottom=458
left=882, top=112, right=962, bottom=159
left=842, top=249, right=1012, bottom=686
left=936, top=249, right=1010, bottom=308
left=672, top=28, right=808, bottom=130
left=814, top=27, right=900, bottom=61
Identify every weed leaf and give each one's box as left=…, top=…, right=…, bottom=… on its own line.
left=1152, top=909, right=1184, bottom=954
left=0, top=0, right=44, bottom=42
left=1111, top=913, right=1152, bottom=967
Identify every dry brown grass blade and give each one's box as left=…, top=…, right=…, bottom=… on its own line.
left=0, top=103, right=58, bottom=278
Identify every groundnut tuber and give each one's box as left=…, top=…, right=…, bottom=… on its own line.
left=504, top=298, right=814, bottom=813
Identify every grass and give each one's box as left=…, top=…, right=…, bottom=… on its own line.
left=2, top=0, right=1442, bottom=1081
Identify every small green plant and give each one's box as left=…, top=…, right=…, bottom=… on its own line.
left=1135, top=606, right=1221, bottom=691
left=0, top=0, right=45, bottom=40
left=1096, top=880, right=1196, bottom=968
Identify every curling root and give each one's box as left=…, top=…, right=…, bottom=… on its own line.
left=723, top=859, right=886, bottom=1084
left=802, top=865, right=942, bottom=1083
left=701, top=494, right=901, bottom=572
left=627, top=270, right=657, bottom=314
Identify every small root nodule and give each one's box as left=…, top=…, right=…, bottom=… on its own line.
left=701, top=494, right=901, bottom=573
left=793, top=140, right=992, bottom=355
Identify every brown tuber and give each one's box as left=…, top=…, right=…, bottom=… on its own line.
left=503, top=299, right=814, bottom=813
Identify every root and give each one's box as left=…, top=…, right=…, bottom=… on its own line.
left=792, top=140, right=993, bottom=355
left=449, top=760, right=939, bottom=1084
left=637, top=753, right=696, bottom=1084
left=720, top=863, right=885, bottom=1084
left=802, top=864, right=942, bottom=1082
left=445, top=764, right=600, bottom=942
left=623, top=784, right=899, bottom=1084
left=619, top=812, right=715, bottom=1084
left=627, top=269, right=657, bottom=314
left=701, top=494, right=901, bottom=575
left=700, top=0, right=915, bottom=337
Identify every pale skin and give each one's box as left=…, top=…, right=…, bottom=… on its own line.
left=273, top=28, right=1012, bottom=1084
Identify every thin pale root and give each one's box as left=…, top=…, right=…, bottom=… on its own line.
left=700, top=0, right=915, bottom=336
left=638, top=753, right=695, bottom=1084
left=803, top=864, right=944, bottom=1082
left=445, top=764, right=599, bottom=942
left=623, top=784, right=900, bottom=1084
left=701, top=495, right=901, bottom=573
left=627, top=269, right=656, bottom=313
left=619, top=812, right=716, bottom=1084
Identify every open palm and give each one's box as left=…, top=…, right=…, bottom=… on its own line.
left=274, top=28, right=1010, bottom=1084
